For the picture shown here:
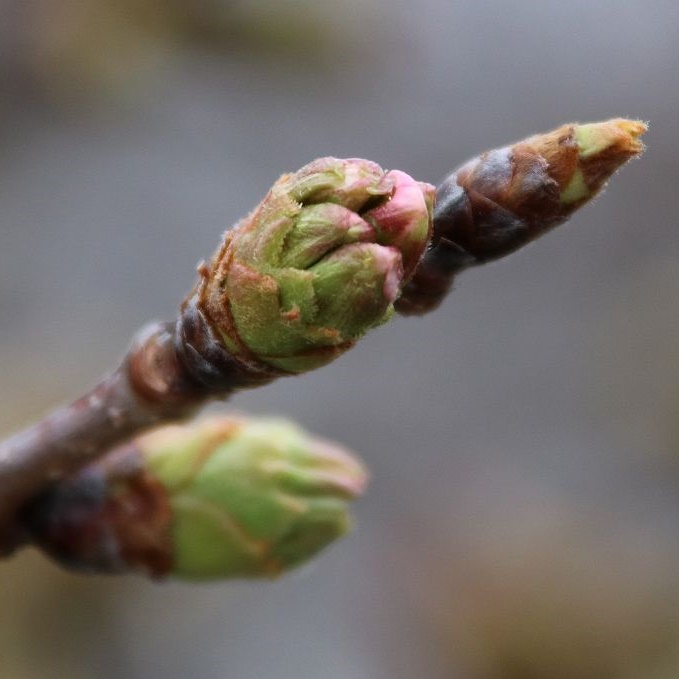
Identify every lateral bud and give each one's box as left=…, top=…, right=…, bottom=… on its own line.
left=22, top=416, right=367, bottom=580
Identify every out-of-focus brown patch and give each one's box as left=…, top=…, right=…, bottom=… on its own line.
left=109, top=471, right=173, bottom=578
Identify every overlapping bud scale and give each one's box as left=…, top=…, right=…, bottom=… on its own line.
left=201, top=158, right=434, bottom=373
left=397, top=118, right=647, bottom=315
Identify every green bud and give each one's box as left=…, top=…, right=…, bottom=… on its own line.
left=146, top=417, right=367, bottom=579
left=24, top=417, right=367, bottom=580
left=201, top=158, right=434, bottom=374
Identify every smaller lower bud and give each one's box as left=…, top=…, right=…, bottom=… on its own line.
left=22, top=417, right=367, bottom=580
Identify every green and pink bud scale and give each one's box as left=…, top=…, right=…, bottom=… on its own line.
left=197, top=158, right=435, bottom=374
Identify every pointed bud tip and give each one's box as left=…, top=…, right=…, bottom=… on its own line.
left=521, top=117, right=647, bottom=207
left=563, top=118, right=647, bottom=205
left=575, top=118, right=647, bottom=160
left=425, top=116, right=648, bottom=271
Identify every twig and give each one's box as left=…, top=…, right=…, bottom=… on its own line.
left=0, top=306, right=276, bottom=553
left=0, top=119, right=645, bottom=555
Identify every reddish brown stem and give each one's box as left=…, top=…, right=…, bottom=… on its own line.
left=0, top=298, right=277, bottom=554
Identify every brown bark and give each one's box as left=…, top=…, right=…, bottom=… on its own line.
left=0, top=298, right=277, bottom=554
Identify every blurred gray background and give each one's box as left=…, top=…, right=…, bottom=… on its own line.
left=2, top=1, right=679, bottom=677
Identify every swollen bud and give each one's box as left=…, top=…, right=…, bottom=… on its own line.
left=196, top=158, right=434, bottom=374
left=23, top=417, right=367, bottom=580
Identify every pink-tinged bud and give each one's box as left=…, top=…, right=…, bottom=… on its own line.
left=364, top=170, right=436, bottom=279
left=195, top=157, right=434, bottom=374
